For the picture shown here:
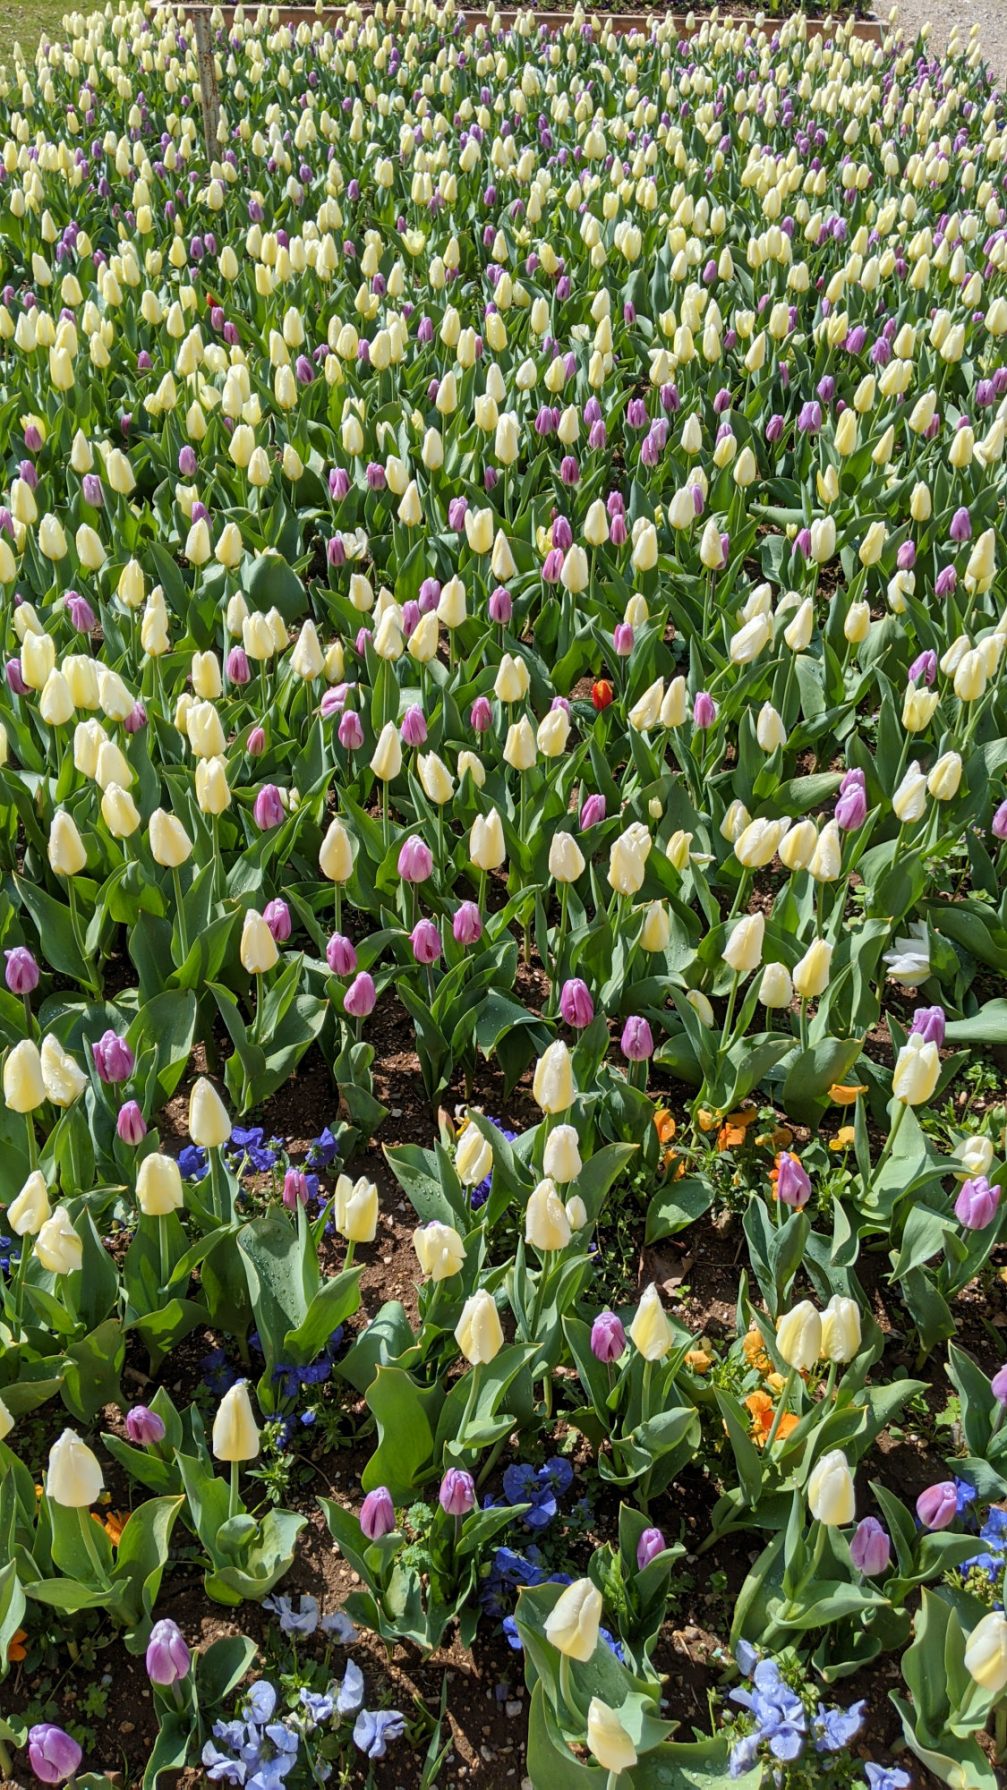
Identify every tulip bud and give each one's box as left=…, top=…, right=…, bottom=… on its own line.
left=3, top=1038, right=46, bottom=1112
left=526, top=1178, right=572, bottom=1253
left=544, top=1577, right=603, bottom=1661
left=46, top=1429, right=104, bottom=1506
left=808, top=1449, right=855, bottom=1525
left=136, top=1152, right=184, bottom=1216
left=414, top=1221, right=466, bottom=1281
left=542, top=1123, right=582, bottom=1184
left=586, top=1700, right=638, bottom=1773
left=723, top=913, right=765, bottom=975
left=849, top=1516, right=891, bottom=1577
left=965, top=1611, right=1007, bottom=1694
left=532, top=1040, right=574, bottom=1114
left=892, top=1034, right=940, bottom=1106
left=916, top=1481, right=958, bottom=1531
left=212, top=1381, right=260, bottom=1462
left=628, top=1283, right=674, bottom=1360
left=360, top=1486, right=395, bottom=1540
left=455, top=1288, right=504, bottom=1364
left=792, top=938, right=833, bottom=1000
left=146, top=1618, right=190, bottom=1687
left=820, top=1294, right=862, bottom=1363
left=777, top=1300, right=822, bottom=1370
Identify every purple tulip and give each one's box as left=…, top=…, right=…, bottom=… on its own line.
left=125, top=1405, right=167, bottom=1446
left=146, top=1618, right=190, bottom=1686
left=398, top=837, right=433, bottom=884
left=621, top=1016, right=654, bottom=1062
left=591, top=1310, right=626, bottom=1363
left=92, top=1029, right=135, bottom=1085
left=81, top=472, right=103, bottom=506
left=411, top=919, right=441, bottom=965
left=439, top=1469, right=476, bottom=1517
left=992, top=799, right=1007, bottom=840
left=935, top=565, right=958, bottom=599
left=338, top=710, right=364, bottom=751
left=560, top=978, right=594, bottom=1029
left=226, top=646, right=250, bottom=685
left=636, top=1527, right=666, bottom=1570
left=418, top=577, right=441, bottom=613
left=693, top=692, right=717, bottom=729
left=949, top=506, right=972, bottom=543
left=178, top=445, right=198, bottom=477
left=910, top=1005, right=945, bottom=1047
left=27, top=1726, right=82, bottom=1785
left=64, top=592, right=96, bottom=632
left=5, top=946, right=39, bottom=995
left=344, top=971, right=376, bottom=1019
left=283, top=1168, right=309, bottom=1209
left=992, top=1364, right=1007, bottom=1404
left=263, top=899, right=291, bottom=943
left=326, top=933, right=358, bottom=977
left=610, top=513, right=627, bottom=546
left=916, top=1482, right=958, bottom=1530
left=850, top=1516, right=891, bottom=1577
left=360, top=1486, right=395, bottom=1540
left=776, top=1152, right=812, bottom=1208
left=248, top=727, right=266, bottom=757
left=447, top=497, right=468, bottom=532
left=453, top=902, right=483, bottom=946
left=613, top=622, right=634, bottom=657
left=117, top=1101, right=147, bottom=1145
left=470, top=696, right=492, bottom=734
left=835, top=782, right=868, bottom=831
left=908, top=649, right=938, bottom=686
left=579, top=794, right=606, bottom=830
left=488, top=587, right=512, bottom=625
left=124, top=702, right=147, bottom=735
left=6, top=658, right=29, bottom=696
left=955, top=1176, right=1001, bottom=1230
left=253, top=785, right=285, bottom=831
left=400, top=705, right=427, bottom=748
left=766, top=413, right=785, bottom=444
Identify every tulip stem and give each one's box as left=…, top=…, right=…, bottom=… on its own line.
left=171, top=867, right=190, bottom=965
left=253, top=972, right=265, bottom=1044
left=764, top=1365, right=798, bottom=1453
left=24, top=1113, right=38, bottom=1172
left=344, top=1240, right=356, bottom=1269
left=78, top=1507, right=109, bottom=1585
left=68, top=880, right=100, bottom=996
left=158, top=1215, right=170, bottom=1290
left=719, top=972, right=740, bottom=1057
left=458, top=1362, right=482, bottom=1452
left=994, top=1701, right=1007, bottom=1762
left=866, top=1102, right=907, bottom=1203
left=334, top=883, right=342, bottom=934
left=0, top=1740, right=11, bottom=1776
left=558, top=1652, right=578, bottom=1722
left=228, top=1460, right=241, bottom=1522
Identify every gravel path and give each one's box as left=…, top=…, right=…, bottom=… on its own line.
left=892, top=0, right=1007, bottom=85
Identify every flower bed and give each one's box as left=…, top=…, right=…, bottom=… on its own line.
left=1, top=3, right=1007, bottom=1788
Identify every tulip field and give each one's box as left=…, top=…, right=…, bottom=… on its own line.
left=8, top=0, right=1007, bottom=1785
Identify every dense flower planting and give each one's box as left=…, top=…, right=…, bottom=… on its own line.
left=2, top=1, right=1007, bottom=1784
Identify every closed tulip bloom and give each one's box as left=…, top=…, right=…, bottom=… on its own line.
left=641, top=902, right=671, bottom=952
left=92, top=1030, right=134, bottom=1085
left=916, top=1482, right=958, bottom=1531
left=893, top=762, right=928, bottom=824
left=494, top=653, right=528, bottom=703
left=543, top=1124, right=582, bottom=1184
left=418, top=752, right=455, bottom=806
left=759, top=962, right=793, bottom=1009
left=46, top=1430, right=104, bottom=1506
left=756, top=703, right=787, bottom=753
left=808, top=1450, right=856, bottom=1525
left=36, top=1205, right=83, bottom=1275
left=965, top=1612, right=1007, bottom=1694
left=820, top=1294, right=862, bottom=1363
left=776, top=1152, right=812, bottom=1208
left=453, top=902, right=482, bottom=947
left=360, top=1487, right=396, bottom=1541
left=9, top=1169, right=51, bottom=1235
left=586, top=1700, right=638, bottom=1773
left=212, top=1381, right=260, bottom=1462
left=548, top=831, right=585, bottom=883
left=371, top=721, right=402, bottom=782
left=40, top=1036, right=86, bottom=1108
left=533, top=1040, right=575, bottom=1114
left=504, top=716, right=536, bottom=772
left=661, top=677, right=688, bottom=727
left=526, top=1178, right=572, bottom=1253
left=344, top=972, right=376, bottom=1019
left=253, top=785, right=285, bottom=831
left=591, top=1310, right=626, bottom=1362
left=471, top=809, right=506, bottom=872
left=955, top=1175, right=1001, bottom=1230
left=608, top=822, right=651, bottom=895
left=146, top=1619, right=190, bottom=1687
left=136, top=1153, right=184, bottom=1216
left=398, top=836, right=433, bottom=883
left=118, top=1102, right=148, bottom=1147
left=628, top=679, right=663, bottom=733
left=240, top=909, right=279, bottom=975
left=439, top=1468, right=476, bottom=1517
left=809, top=821, right=842, bottom=883
left=723, top=913, right=765, bottom=975
left=928, top=752, right=963, bottom=801
left=792, top=938, right=833, bottom=1000
left=455, top=1288, right=504, bottom=1364
left=195, top=757, right=231, bottom=815
left=735, top=817, right=789, bottom=869
left=544, top=1577, right=603, bottom=1661
left=101, top=783, right=140, bottom=839
left=126, top=1406, right=168, bottom=1447
left=414, top=1221, right=466, bottom=1281
left=189, top=1077, right=231, bottom=1149
left=335, top=1173, right=379, bottom=1242
left=629, top=1282, right=674, bottom=1360
left=636, top=1527, right=667, bottom=1571
left=850, top=1516, right=891, bottom=1577
left=4, top=1038, right=46, bottom=1111
left=777, top=1300, right=822, bottom=1369
left=621, top=1016, right=654, bottom=1061
left=720, top=799, right=751, bottom=844
left=319, top=817, right=354, bottom=883
left=149, top=808, right=192, bottom=867
left=456, top=1124, right=493, bottom=1188
left=892, top=1035, right=940, bottom=1106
